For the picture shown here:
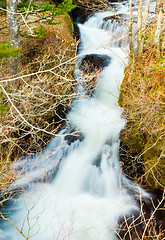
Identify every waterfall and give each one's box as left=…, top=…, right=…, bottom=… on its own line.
left=0, top=2, right=153, bottom=240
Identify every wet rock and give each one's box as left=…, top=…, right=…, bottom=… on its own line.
left=78, top=54, right=111, bottom=96
left=103, top=14, right=128, bottom=22
left=118, top=189, right=165, bottom=239
left=71, top=7, right=92, bottom=24
left=73, top=22, right=81, bottom=42
left=80, top=54, right=111, bottom=74
left=64, top=129, right=84, bottom=145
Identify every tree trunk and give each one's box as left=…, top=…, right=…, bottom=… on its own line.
left=7, top=0, right=20, bottom=75
left=155, top=0, right=164, bottom=57
left=140, top=0, right=151, bottom=52
left=156, top=0, right=165, bottom=14
left=137, top=0, right=143, bottom=58
left=128, top=0, right=134, bottom=61
left=155, top=8, right=163, bottom=58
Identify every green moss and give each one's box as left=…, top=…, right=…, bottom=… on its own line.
left=144, top=137, right=165, bottom=189
left=33, top=26, right=48, bottom=38
left=0, top=41, right=18, bottom=60
left=119, top=52, right=165, bottom=190
left=0, top=104, right=8, bottom=113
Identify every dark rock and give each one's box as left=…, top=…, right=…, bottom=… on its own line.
left=80, top=54, right=111, bottom=74
left=71, top=7, right=92, bottom=24
left=118, top=189, right=165, bottom=239
left=78, top=54, right=111, bottom=96
left=71, top=7, right=93, bottom=54
left=73, top=22, right=80, bottom=42
left=64, top=128, right=84, bottom=145
left=103, top=14, right=128, bottom=22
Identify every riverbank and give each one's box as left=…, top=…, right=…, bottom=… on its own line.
left=119, top=34, right=165, bottom=191
left=0, top=0, right=77, bottom=190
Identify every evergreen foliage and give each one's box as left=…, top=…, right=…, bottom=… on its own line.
left=17, top=0, right=38, bottom=10
left=40, top=1, right=76, bottom=19
left=1, top=0, right=76, bottom=14
left=57, top=0, right=77, bottom=14
left=0, top=0, right=6, bottom=9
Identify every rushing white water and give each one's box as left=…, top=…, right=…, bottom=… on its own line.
left=0, top=2, right=153, bottom=240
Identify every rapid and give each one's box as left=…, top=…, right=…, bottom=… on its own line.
left=0, top=1, right=156, bottom=240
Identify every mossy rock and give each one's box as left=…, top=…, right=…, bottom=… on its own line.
left=121, top=125, right=146, bottom=154
left=20, top=13, right=76, bottom=65
left=46, top=14, right=75, bottom=46
left=143, top=137, right=165, bottom=190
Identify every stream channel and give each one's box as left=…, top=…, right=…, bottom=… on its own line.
left=0, top=1, right=162, bottom=240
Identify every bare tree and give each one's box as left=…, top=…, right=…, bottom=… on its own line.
left=7, top=0, right=20, bottom=75
left=137, top=0, right=143, bottom=57
left=155, top=0, right=165, bottom=57
left=128, top=0, right=134, bottom=60
left=156, top=0, right=165, bottom=14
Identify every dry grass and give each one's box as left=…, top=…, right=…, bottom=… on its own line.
left=119, top=46, right=165, bottom=189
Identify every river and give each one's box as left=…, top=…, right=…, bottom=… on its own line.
left=0, top=1, right=157, bottom=240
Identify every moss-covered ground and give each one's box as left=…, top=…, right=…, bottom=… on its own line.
left=119, top=47, right=165, bottom=190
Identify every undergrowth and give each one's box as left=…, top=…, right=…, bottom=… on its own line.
left=0, top=1, right=77, bottom=190
left=119, top=46, right=165, bottom=189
